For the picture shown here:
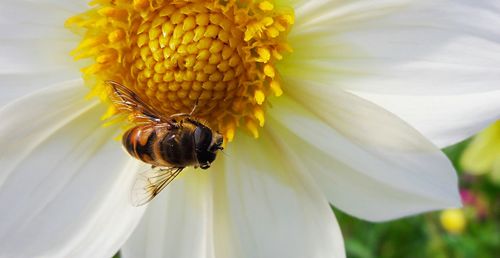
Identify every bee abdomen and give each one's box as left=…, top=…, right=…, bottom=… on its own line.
left=122, top=126, right=158, bottom=165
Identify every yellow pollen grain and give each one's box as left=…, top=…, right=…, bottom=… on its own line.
left=246, top=119, right=260, bottom=138
left=270, top=80, right=283, bottom=96
left=281, top=14, right=295, bottom=25
left=108, top=29, right=125, bottom=43
left=67, top=0, right=294, bottom=141
left=133, top=0, right=149, bottom=10
left=254, top=90, right=266, bottom=105
left=259, top=1, right=274, bottom=11
left=254, top=108, right=265, bottom=127
left=225, top=123, right=236, bottom=142
left=256, top=47, right=271, bottom=63
left=263, top=64, right=275, bottom=78
left=96, top=52, right=116, bottom=64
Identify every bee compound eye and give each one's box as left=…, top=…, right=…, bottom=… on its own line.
left=194, top=126, right=217, bottom=167
left=193, top=126, right=212, bottom=151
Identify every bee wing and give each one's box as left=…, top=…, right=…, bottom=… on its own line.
left=106, top=80, right=171, bottom=124
left=131, top=166, right=184, bottom=206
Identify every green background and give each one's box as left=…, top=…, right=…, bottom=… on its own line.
left=337, top=140, right=500, bottom=258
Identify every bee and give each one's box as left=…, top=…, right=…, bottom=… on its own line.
left=106, top=80, right=224, bottom=206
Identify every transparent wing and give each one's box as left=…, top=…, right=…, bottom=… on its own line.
left=106, top=80, right=171, bottom=124
left=131, top=166, right=184, bottom=206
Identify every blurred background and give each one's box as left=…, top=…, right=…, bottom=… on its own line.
left=336, top=121, right=500, bottom=258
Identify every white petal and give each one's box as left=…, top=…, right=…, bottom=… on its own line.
left=285, top=0, right=500, bottom=94
left=267, top=80, right=460, bottom=221
left=0, top=0, right=82, bottom=106
left=122, top=132, right=345, bottom=258
left=0, top=1, right=86, bottom=39
left=353, top=90, right=500, bottom=147
left=121, top=168, right=215, bottom=258
left=0, top=80, right=145, bottom=258
left=214, top=132, right=345, bottom=258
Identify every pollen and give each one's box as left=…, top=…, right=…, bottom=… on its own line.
left=66, top=0, right=293, bottom=142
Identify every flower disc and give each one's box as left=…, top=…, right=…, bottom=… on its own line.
left=67, top=0, right=294, bottom=141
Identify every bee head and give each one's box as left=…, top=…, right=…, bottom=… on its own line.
left=194, top=125, right=224, bottom=170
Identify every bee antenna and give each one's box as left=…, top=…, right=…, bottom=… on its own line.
left=219, top=149, right=229, bottom=156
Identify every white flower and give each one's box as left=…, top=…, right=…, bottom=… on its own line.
left=1, top=0, right=499, bottom=258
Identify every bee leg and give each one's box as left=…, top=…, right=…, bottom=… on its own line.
left=189, top=98, right=199, bottom=116
left=169, top=112, right=190, bottom=119
left=170, top=99, right=199, bottom=118
left=159, top=121, right=179, bottom=130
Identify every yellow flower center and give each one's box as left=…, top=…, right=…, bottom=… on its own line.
left=66, top=0, right=293, bottom=141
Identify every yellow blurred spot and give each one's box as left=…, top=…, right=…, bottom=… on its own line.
left=440, top=209, right=466, bottom=234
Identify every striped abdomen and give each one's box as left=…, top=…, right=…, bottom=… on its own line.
left=122, top=124, right=198, bottom=168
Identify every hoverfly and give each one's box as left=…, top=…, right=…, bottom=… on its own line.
left=106, top=80, right=223, bottom=206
